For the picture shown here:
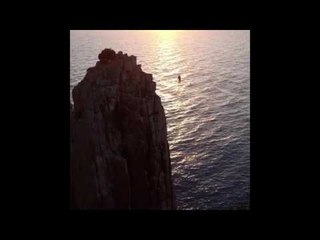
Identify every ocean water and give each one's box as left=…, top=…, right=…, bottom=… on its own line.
left=70, top=30, right=250, bottom=210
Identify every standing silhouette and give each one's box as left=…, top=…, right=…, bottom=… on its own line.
left=178, top=75, right=181, bottom=83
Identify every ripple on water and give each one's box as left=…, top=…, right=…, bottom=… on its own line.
left=70, top=30, right=250, bottom=209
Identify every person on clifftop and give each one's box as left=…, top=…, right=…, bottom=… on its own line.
left=178, top=75, right=181, bottom=83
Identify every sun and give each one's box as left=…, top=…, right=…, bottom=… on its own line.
left=151, top=30, right=180, bottom=39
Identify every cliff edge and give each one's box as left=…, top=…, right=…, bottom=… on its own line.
left=70, top=49, right=176, bottom=209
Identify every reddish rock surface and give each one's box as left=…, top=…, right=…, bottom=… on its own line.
left=70, top=49, right=176, bottom=209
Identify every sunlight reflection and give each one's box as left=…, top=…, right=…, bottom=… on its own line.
left=151, top=30, right=183, bottom=39
left=152, top=31, right=188, bottom=147
left=154, top=31, right=183, bottom=85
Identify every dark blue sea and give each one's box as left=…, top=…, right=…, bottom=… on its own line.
left=70, top=30, right=250, bottom=209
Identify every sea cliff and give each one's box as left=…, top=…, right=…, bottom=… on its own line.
left=70, top=49, right=176, bottom=209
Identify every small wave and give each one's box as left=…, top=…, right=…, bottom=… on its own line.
left=71, top=30, right=250, bottom=210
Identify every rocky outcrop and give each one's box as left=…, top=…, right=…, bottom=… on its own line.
left=70, top=49, right=176, bottom=209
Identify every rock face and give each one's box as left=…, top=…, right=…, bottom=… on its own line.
left=70, top=49, right=176, bottom=209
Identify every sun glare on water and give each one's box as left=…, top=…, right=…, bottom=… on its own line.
left=147, top=30, right=186, bottom=39
left=152, top=30, right=178, bottom=37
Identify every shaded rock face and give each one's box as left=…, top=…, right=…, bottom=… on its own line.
left=70, top=49, right=176, bottom=209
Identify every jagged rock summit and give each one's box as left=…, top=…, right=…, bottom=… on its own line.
left=70, top=48, right=176, bottom=209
